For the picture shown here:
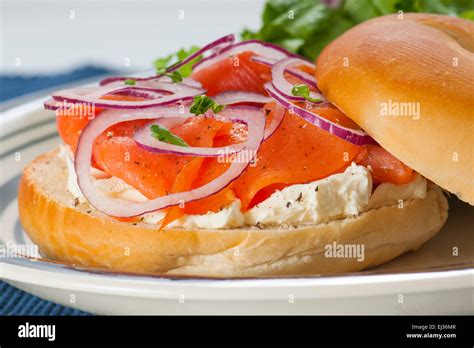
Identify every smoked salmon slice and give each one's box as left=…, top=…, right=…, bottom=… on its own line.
left=232, top=107, right=361, bottom=209
left=191, top=52, right=271, bottom=96
left=56, top=54, right=414, bottom=223
left=355, top=145, right=413, bottom=185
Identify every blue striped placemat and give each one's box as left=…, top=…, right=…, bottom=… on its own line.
left=1, top=66, right=114, bottom=315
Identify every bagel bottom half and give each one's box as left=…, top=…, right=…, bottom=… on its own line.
left=18, top=148, right=449, bottom=278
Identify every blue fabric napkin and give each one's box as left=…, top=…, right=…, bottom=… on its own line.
left=0, top=66, right=113, bottom=102
left=0, top=66, right=115, bottom=315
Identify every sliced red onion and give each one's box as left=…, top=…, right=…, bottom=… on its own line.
left=181, top=77, right=203, bottom=88
left=98, top=35, right=235, bottom=86
left=134, top=115, right=246, bottom=157
left=272, top=58, right=325, bottom=102
left=100, top=76, right=153, bottom=86
left=212, top=91, right=272, bottom=105
left=165, top=34, right=235, bottom=74
left=264, top=83, right=376, bottom=146
left=193, top=39, right=301, bottom=73
left=51, top=82, right=204, bottom=109
left=74, top=106, right=265, bottom=217
left=112, top=87, right=170, bottom=100
left=137, top=76, right=203, bottom=89
left=44, top=98, right=99, bottom=114
left=251, top=55, right=318, bottom=89
left=264, top=103, right=285, bottom=140
left=135, top=97, right=283, bottom=157
left=44, top=98, right=61, bottom=110
left=134, top=100, right=283, bottom=157
left=99, top=75, right=202, bottom=89
left=209, top=39, right=232, bottom=55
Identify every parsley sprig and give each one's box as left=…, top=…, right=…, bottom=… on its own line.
left=155, top=68, right=183, bottom=83
left=291, top=84, right=321, bottom=103
left=190, top=95, right=225, bottom=116
left=150, top=124, right=188, bottom=147
left=154, top=46, right=202, bottom=83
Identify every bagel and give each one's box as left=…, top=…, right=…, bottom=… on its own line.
left=315, top=13, right=474, bottom=204
left=17, top=14, right=468, bottom=278
left=18, top=148, right=448, bottom=277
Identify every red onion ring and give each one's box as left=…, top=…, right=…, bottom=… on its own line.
left=179, top=77, right=203, bottom=89
left=212, top=91, right=272, bottom=106
left=271, top=58, right=325, bottom=102
left=193, top=39, right=301, bottom=73
left=74, top=106, right=265, bottom=217
left=264, top=83, right=376, bottom=146
left=138, top=76, right=202, bottom=89
left=129, top=89, right=273, bottom=158
left=51, top=82, right=204, bottom=109
left=264, top=103, right=285, bottom=140
left=99, top=76, right=158, bottom=86
left=112, top=87, right=170, bottom=100
left=134, top=115, right=246, bottom=157
left=44, top=98, right=101, bottom=113
left=134, top=100, right=284, bottom=157
left=98, top=35, right=235, bottom=86
left=251, top=55, right=318, bottom=89
left=100, top=75, right=202, bottom=89
left=44, top=98, right=62, bottom=111
left=165, top=34, right=235, bottom=75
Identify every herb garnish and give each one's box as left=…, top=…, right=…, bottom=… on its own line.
left=190, top=95, right=225, bottom=116
left=291, top=84, right=321, bottom=103
left=150, top=124, right=188, bottom=147
left=124, top=79, right=136, bottom=86
left=167, top=71, right=183, bottom=83
left=155, top=67, right=183, bottom=83
left=154, top=45, right=202, bottom=79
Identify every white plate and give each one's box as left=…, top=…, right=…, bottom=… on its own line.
left=1, top=96, right=473, bottom=315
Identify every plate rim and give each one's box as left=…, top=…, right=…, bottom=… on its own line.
left=2, top=257, right=473, bottom=300
left=1, top=90, right=473, bottom=301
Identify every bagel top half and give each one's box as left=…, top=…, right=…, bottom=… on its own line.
left=315, top=13, right=474, bottom=205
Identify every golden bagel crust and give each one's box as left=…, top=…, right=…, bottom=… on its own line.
left=18, top=148, right=449, bottom=277
left=315, top=13, right=474, bottom=205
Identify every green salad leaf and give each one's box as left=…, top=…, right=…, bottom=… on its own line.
left=241, top=0, right=474, bottom=60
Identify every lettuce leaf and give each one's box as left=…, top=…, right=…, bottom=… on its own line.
left=242, top=0, right=474, bottom=60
